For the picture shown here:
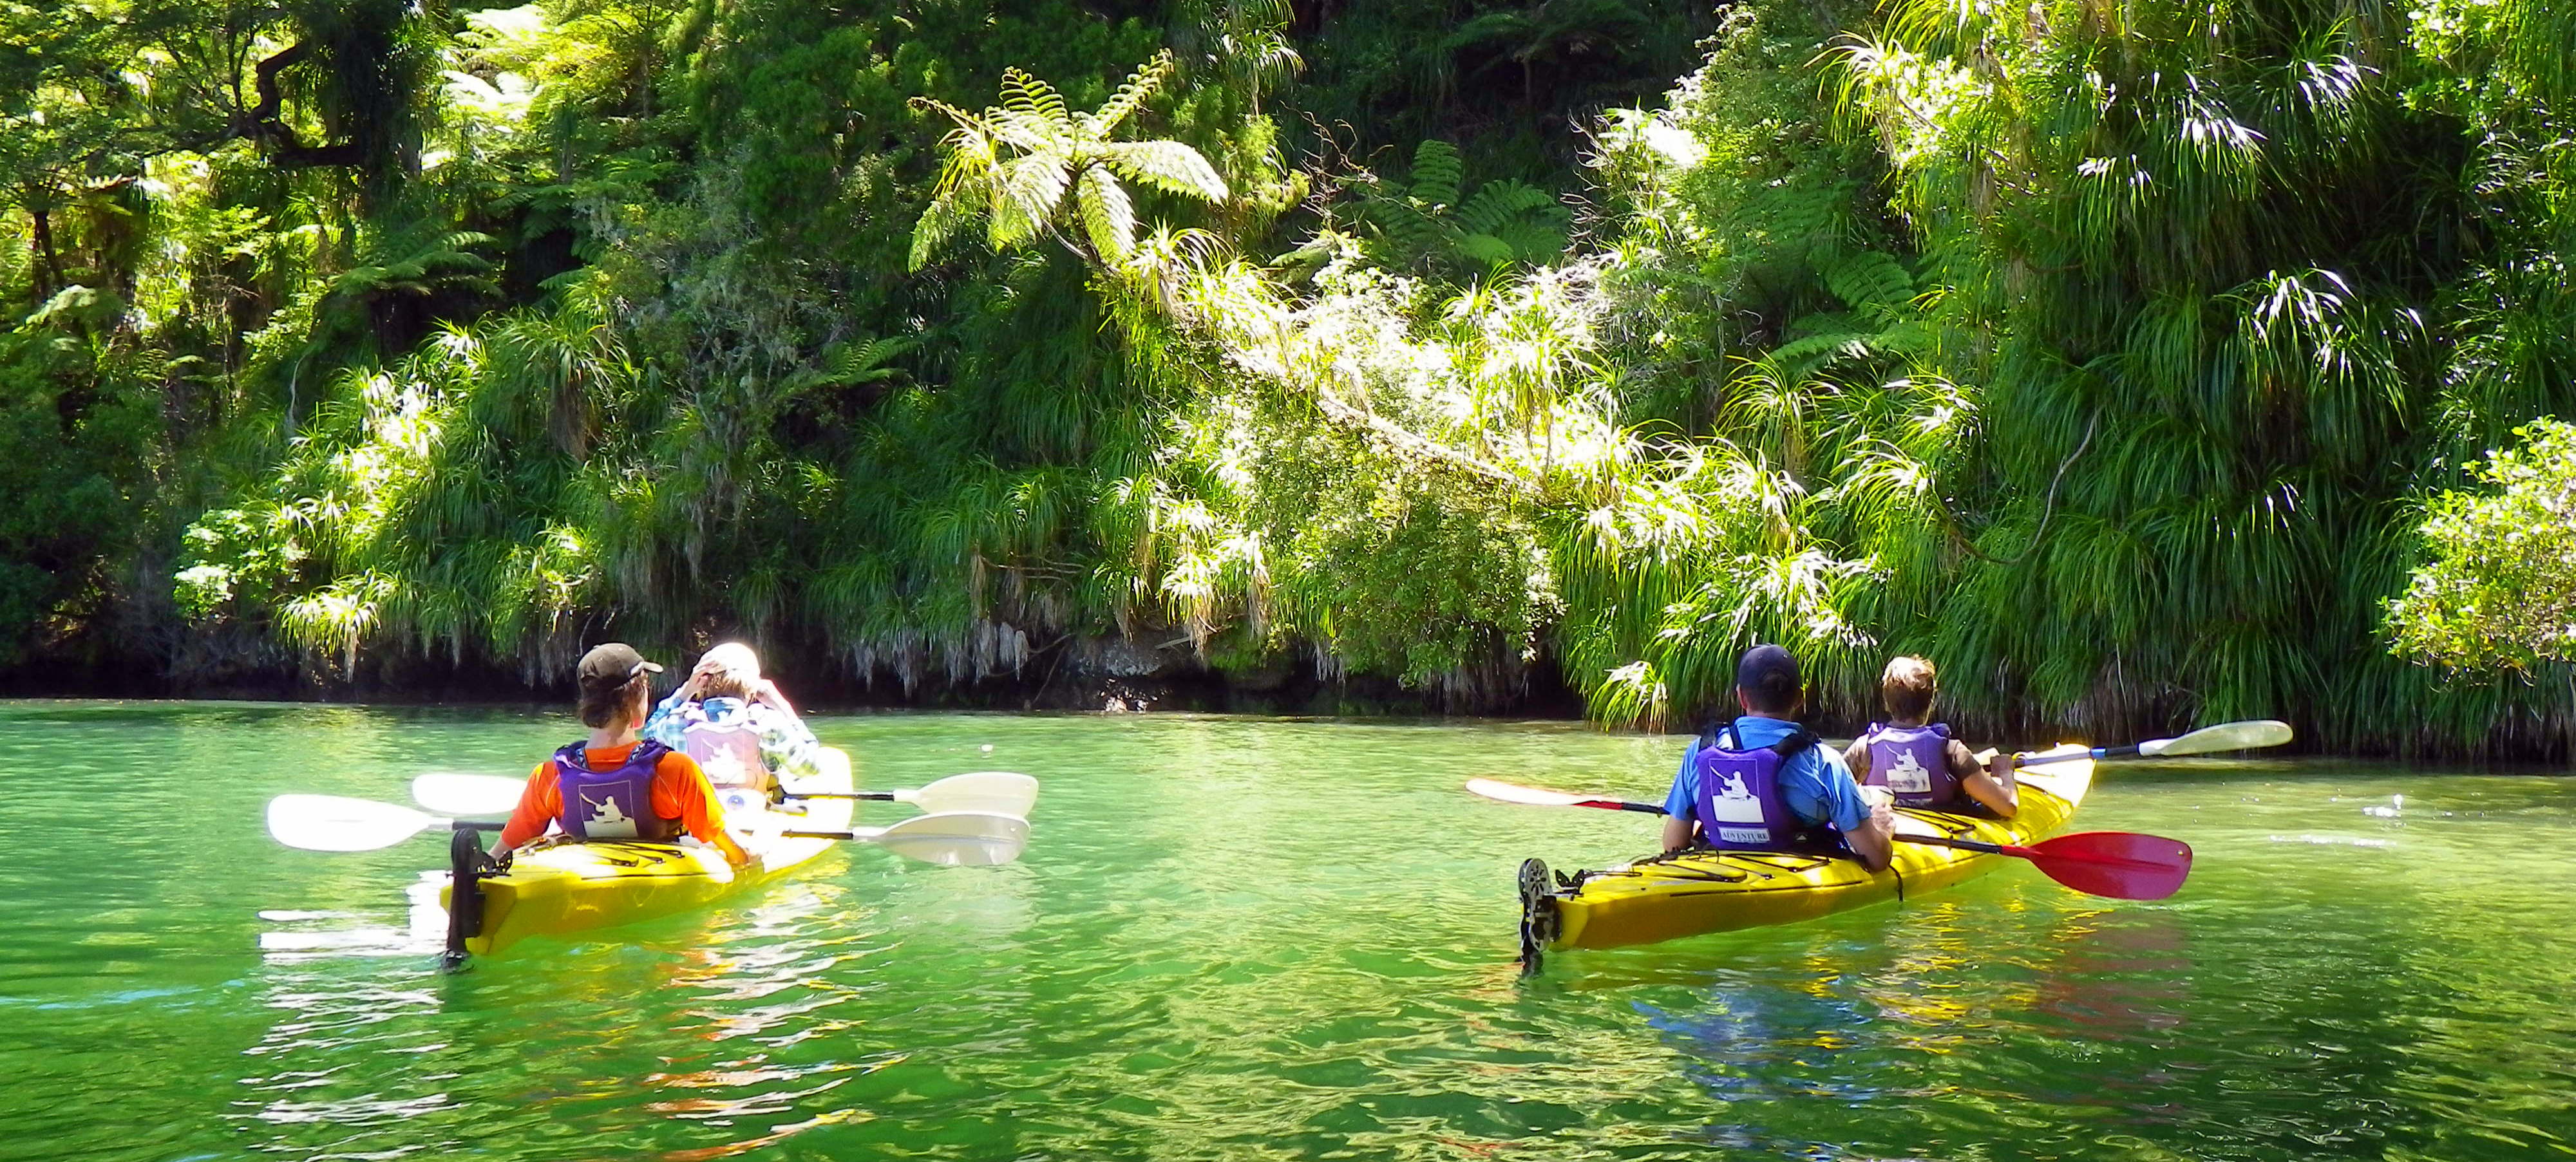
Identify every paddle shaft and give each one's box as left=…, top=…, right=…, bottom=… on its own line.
left=2018, top=744, right=2137, bottom=767
left=784, top=791, right=898, bottom=801
left=1897, top=832, right=2175, bottom=870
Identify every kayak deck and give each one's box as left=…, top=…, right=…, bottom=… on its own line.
left=1537, top=747, right=2095, bottom=953
left=442, top=748, right=856, bottom=957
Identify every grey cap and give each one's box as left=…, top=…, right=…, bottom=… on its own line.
left=576, top=642, right=663, bottom=689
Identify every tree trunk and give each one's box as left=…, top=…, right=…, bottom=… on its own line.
left=29, top=205, right=62, bottom=297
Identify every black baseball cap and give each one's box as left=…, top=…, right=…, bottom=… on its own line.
left=576, top=642, right=663, bottom=688
left=1735, top=644, right=1802, bottom=713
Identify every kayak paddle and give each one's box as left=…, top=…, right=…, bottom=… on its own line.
left=1893, top=830, right=2191, bottom=899
left=268, top=794, right=502, bottom=852
left=2016, top=718, right=2293, bottom=765
left=266, top=793, right=1032, bottom=865
left=1462, top=779, right=2193, bottom=901
left=790, top=771, right=1039, bottom=816
left=779, top=811, right=1033, bottom=866
left=410, top=770, right=1039, bottom=819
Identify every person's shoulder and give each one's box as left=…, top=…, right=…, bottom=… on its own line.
left=655, top=749, right=705, bottom=778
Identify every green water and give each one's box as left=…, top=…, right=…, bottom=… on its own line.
left=3, top=702, right=2573, bottom=1161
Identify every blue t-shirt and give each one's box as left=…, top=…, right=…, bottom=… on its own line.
left=1663, top=716, right=1870, bottom=834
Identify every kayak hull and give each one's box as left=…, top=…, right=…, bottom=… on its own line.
left=1543, top=747, right=2094, bottom=952
left=441, top=748, right=857, bottom=957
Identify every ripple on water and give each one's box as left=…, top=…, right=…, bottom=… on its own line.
left=3, top=711, right=2575, bottom=1161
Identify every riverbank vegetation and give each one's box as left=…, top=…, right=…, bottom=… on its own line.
left=6, top=0, right=2570, bottom=757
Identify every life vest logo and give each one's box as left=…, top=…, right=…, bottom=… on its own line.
left=1884, top=747, right=1933, bottom=793
left=581, top=791, right=641, bottom=838
left=1706, top=771, right=1767, bottom=823
left=686, top=723, right=764, bottom=789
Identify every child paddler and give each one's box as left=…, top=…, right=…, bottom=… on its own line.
left=641, top=642, right=828, bottom=800
left=1662, top=644, right=1896, bottom=871
left=495, top=643, right=752, bottom=867
left=1842, top=656, right=2018, bottom=819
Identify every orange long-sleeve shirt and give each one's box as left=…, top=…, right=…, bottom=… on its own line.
left=498, top=742, right=748, bottom=863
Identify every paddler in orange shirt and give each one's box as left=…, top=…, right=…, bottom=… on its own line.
left=496, top=642, right=752, bottom=868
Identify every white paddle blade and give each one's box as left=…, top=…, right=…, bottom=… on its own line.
left=411, top=773, right=526, bottom=817
left=1464, top=778, right=1592, bottom=807
left=2141, top=719, right=2294, bottom=757
left=898, top=771, right=1039, bottom=818
left=267, top=794, right=440, bottom=852
left=870, top=811, right=1031, bottom=866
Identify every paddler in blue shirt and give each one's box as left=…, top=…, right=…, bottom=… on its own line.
left=1662, top=644, right=1896, bottom=870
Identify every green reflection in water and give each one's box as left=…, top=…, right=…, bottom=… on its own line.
left=0, top=703, right=2569, bottom=1161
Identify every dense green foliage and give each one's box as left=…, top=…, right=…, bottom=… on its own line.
left=2385, top=419, right=2576, bottom=753
left=3, top=0, right=2570, bottom=754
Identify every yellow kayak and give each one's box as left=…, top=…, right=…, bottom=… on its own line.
left=442, top=749, right=857, bottom=957
left=1523, top=747, right=2094, bottom=957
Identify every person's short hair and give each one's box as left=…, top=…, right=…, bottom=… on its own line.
left=575, top=642, right=662, bottom=727
left=696, top=642, right=761, bottom=701
left=1881, top=655, right=1938, bottom=722
left=577, top=671, right=651, bottom=727
left=1735, top=644, right=1803, bottom=715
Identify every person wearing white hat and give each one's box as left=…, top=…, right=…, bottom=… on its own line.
left=640, top=641, right=828, bottom=799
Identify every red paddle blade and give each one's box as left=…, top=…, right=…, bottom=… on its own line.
left=2017, top=831, right=2193, bottom=901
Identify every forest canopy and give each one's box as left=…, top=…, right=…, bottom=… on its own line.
left=3, top=0, right=2571, bottom=758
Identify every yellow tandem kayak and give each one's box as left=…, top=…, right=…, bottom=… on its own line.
left=1522, top=747, right=2094, bottom=959
left=441, top=748, right=857, bottom=957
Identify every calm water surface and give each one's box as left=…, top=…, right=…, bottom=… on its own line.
left=2, top=701, right=2571, bottom=1161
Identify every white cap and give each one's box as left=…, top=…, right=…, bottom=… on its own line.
left=698, top=641, right=761, bottom=682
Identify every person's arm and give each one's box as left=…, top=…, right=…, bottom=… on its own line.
left=496, top=764, right=559, bottom=851
left=1806, top=751, right=1896, bottom=872
left=1962, top=745, right=2020, bottom=818
left=1842, top=738, right=1870, bottom=780
left=754, top=704, right=828, bottom=782
left=1661, top=745, right=1700, bottom=851
left=1844, top=811, right=1895, bottom=872
left=753, top=679, right=797, bottom=718
left=656, top=755, right=752, bottom=867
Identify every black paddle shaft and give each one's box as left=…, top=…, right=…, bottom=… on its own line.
left=782, top=791, right=897, bottom=801
left=1894, top=834, right=2009, bottom=856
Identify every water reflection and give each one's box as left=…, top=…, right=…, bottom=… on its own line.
left=10, top=708, right=2576, bottom=1161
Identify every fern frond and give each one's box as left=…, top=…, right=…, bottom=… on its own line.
left=1409, top=139, right=1464, bottom=208
left=1089, top=50, right=1176, bottom=136
left=1096, top=140, right=1229, bottom=203
left=1076, top=165, right=1138, bottom=263
left=911, top=171, right=976, bottom=269
left=998, top=67, right=1070, bottom=126
left=1823, top=250, right=1914, bottom=314
left=1485, top=218, right=1567, bottom=263
left=989, top=153, right=1074, bottom=250
left=828, top=337, right=917, bottom=384
left=1455, top=180, right=1558, bottom=235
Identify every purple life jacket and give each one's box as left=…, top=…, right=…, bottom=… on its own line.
left=681, top=714, right=768, bottom=791
left=1691, top=724, right=1825, bottom=851
left=552, top=739, right=679, bottom=841
left=1861, top=722, right=1960, bottom=809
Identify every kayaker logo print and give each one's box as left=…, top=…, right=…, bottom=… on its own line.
left=1707, top=771, right=1765, bottom=823
left=1884, top=747, right=1933, bottom=794
left=582, top=791, right=641, bottom=838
